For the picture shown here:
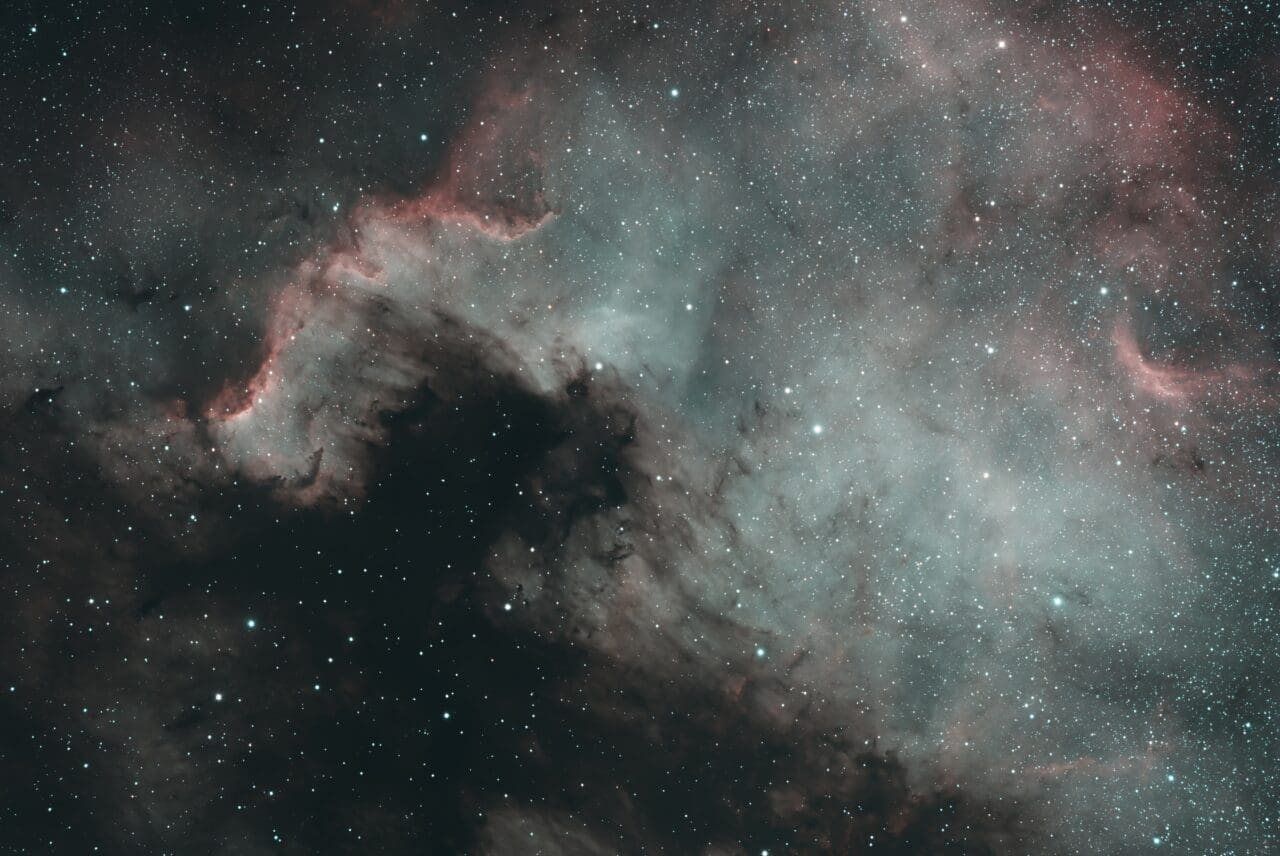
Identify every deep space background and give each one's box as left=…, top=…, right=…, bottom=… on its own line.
left=1, top=0, right=1280, bottom=853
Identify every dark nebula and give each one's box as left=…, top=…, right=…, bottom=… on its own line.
left=1, top=0, right=1278, bottom=853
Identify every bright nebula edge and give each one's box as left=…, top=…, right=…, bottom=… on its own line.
left=2, top=1, right=1279, bottom=853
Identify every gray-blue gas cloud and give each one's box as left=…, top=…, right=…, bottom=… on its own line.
left=1, top=0, right=1277, bottom=853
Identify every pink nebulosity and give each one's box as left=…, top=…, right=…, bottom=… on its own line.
left=200, top=74, right=556, bottom=500
left=363, top=78, right=556, bottom=241
left=1111, top=319, right=1278, bottom=408
left=1111, top=321, right=1201, bottom=403
left=204, top=287, right=310, bottom=423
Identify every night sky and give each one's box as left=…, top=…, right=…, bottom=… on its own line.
left=1, top=0, right=1279, bottom=853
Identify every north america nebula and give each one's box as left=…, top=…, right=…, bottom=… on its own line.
left=1, top=0, right=1279, bottom=853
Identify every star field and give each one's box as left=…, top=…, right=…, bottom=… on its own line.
left=0, top=0, right=1279, bottom=853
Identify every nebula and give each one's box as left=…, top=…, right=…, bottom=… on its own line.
left=0, top=0, right=1278, bottom=853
